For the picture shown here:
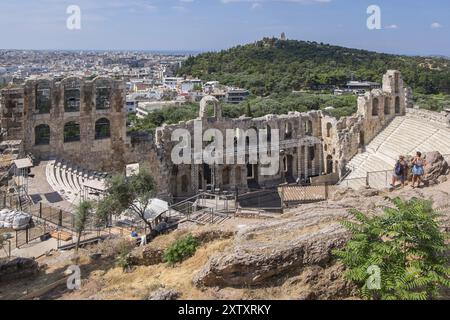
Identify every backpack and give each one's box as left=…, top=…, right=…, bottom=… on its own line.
left=395, top=162, right=403, bottom=176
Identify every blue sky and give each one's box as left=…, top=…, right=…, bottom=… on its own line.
left=0, top=0, right=449, bottom=56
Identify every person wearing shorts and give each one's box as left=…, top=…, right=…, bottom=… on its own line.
left=411, top=152, right=426, bottom=189
left=391, top=155, right=407, bottom=188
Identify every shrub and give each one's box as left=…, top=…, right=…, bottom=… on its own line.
left=164, top=234, right=200, bottom=266
left=334, top=197, right=450, bottom=300
left=115, top=239, right=134, bottom=271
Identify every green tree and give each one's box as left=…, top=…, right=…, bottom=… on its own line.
left=74, top=200, right=94, bottom=252
left=96, top=169, right=157, bottom=231
left=334, top=197, right=450, bottom=300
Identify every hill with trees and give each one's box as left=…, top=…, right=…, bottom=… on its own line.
left=178, top=38, right=450, bottom=96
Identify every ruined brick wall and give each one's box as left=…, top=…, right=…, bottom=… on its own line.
left=0, top=70, right=411, bottom=197
left=326, top=70, right=408, bottom=176
left=0, top=88, right=25, bottom=140
left=0, top=76, right=151, bottom=173
left=154, top=97, right=325, bottom=198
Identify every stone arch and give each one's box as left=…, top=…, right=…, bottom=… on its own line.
left=326, top=123, right=332, bottom=138
left=394, top=72, right=400, bottom=94
left=326, top=155, right=333, bottom=174
left=305, top=119, right=313, bottom=135
left=372, top=97, right=379, bottom=116
left=62, top=77, right=82, bottom=112
left=94, top=77, right=113, bottom=110
left=285, top=122, right=293, bottom=139
left=199, top=95, right=221, bottom=120
left=181, top=175, right=189, bottom=193
left=266, top=124, right=272, bottom=142
left=35, top=80, right=51, bottom=114
left=395, top=96, right=401, bottom=114
left=35, top=124, right=50, bottom=145
left=222, top=166, right=231, bottom=187
left=95, top=118, right=111, bottom=139
left=359, top=131, right=365, bottom=148
left=384, top=97, right=390, bottom=115
left=64, top=121, right=81, bottom=143
left=309, top=145, right=316, bottom=161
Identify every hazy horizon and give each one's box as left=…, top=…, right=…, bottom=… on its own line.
left=1, top=0, right=449, bottom=56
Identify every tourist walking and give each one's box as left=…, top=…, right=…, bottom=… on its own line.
left=391, top=155, right=408, bottom=188
left=411, top=152, right=426, bottom=189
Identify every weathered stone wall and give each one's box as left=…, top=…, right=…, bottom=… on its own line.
left=326, top=70, right=408, bottom=176
left=155, top=99, right=326, bottom=197
left=0, top=70, right=411, bottom=198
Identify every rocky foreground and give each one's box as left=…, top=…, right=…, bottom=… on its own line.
left=2, top=159, right=449, bottom=299
left=121, top=183, right=450, bottom=300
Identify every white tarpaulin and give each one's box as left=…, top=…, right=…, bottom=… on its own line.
left=0, top=209, right=32, bottom=230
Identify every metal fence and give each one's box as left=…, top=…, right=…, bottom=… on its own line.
left=279, top=184, right=338, bottom=207
left=367, top=170, right=392, bottom=190
left=338, top=177, right=367, bottom=189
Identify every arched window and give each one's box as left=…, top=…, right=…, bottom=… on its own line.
left=384, top=97, right=390, bottom=115
left=95, top=80, right=111, bottom=110
left=35, top=124, right=50, bottom=145
left=181, top=175, right=188, bottom=193
left=305, top=120, right=313, bottom=135
left=64, top=121, right=80, bottom=143
left=222, top=167, right=231, bottom=186
left=36, top=83, right=51, bottom=114
left=326, top=155, right=333, bottom=174
left=95, top=118, right=111, bottom=139
left=395, top=96, right=401, bottom=114
left=372, top=98, right=379, bottom=116
left=394, top=73, right=400, bottom=94
left=64, top=85, right=81, bottom=112
left=285, top=122, right=293, bottom=139
left=326, top=123, right=332, bottom=138
left=309, top=146, right=316, bottom=161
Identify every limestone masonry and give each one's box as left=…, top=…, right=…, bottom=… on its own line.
left=0, top=71, right=411, bottom=198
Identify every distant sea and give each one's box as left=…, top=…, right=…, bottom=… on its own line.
left=0, top=49, right=205, bottom=56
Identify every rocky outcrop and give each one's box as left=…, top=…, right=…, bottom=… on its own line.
left=128, top=228, right=236, bottom=267
left=193, top=204, right=354, bottom=287
left=423, top=151, right=449, bottom=186
left=291, top=264, right=359, bottom=300
left=147, top=288, right=180, bottom=300
left=128, top=246, right=165, bottom=266
left=193, top=187, right=450, bottom=290
left=0, top=258, right=39, bottom=283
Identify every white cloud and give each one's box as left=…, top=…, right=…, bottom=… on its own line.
left=431, top=22, right=442, bottom=29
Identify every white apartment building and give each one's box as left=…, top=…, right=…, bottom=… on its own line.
left=163, top=77, right=183, bottom=90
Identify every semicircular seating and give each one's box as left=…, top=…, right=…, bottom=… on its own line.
left=45, top=158, right=110, bottom=203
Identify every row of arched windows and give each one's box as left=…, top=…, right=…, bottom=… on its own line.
left=372, top=96, right=401, bottom=116
left=266, top=120, right=314, bottom=141
left=35, top=85, right=112, bottom=114
left=34, top=118, right=111, bottom=145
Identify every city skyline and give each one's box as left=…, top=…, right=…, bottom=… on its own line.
left=0, top=0, right=449, bottom=56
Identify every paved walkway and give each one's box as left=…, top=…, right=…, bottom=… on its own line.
left=10, top=238, right=58, bottom=259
